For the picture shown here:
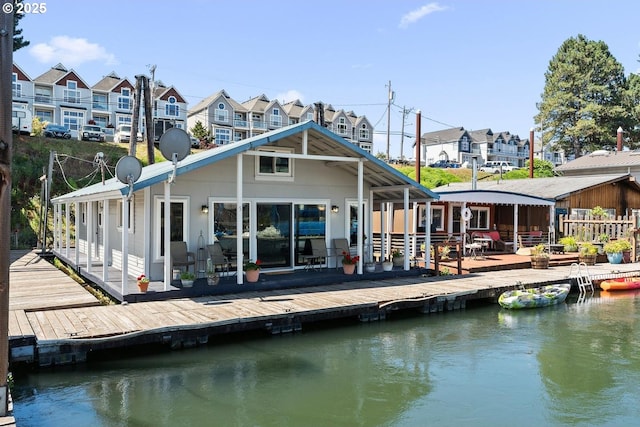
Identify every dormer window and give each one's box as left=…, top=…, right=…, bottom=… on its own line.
left=165, top=96, right=179, bottom=116
left=216, top=103, right=228, bottom=122
left=64, top=80, right=80, bottom=104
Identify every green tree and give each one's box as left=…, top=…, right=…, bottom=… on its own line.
left=535, top=34, right=627, bottom=158
left=624, top=73, right=640, bottom=146
left=13, top=11, right=29, bottom=52
left=190, top=120, right=209, bottom=141
left=502, top=159, right=555, bottom=179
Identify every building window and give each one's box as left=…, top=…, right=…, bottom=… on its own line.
left=270, top=108, right=282, bottom=127
left=469, top=207, right=490, bottom=229
left=117, top=198, right=134, bottom=232
left=215, top=104, right=228, bottom=122
left=165, top=96, right=179, bottom=117
left=118, top=88, right=131, bottom=110
left=460, top=136, right=469, bottom=151
left=214, top=128, right=231, bottom=145
left=12, top=73, right=21, bottom=98
left=154, top=197, right=189, bottom=260
left=116, top=115, right=131, bottom=127
left=35, top=110, right=53, bottom=123
left=571, top=208, right=615, bottom=219
left=64, top=81, right=80, bottom=104
left=359, top=124, right=369, bottom=140
left=256, top=148, right=293, bottom=181
left=62, top=110, right=84, bottom=132
left=93, top=93, right=108, bottom=110
left=337, top=117, right=347, bottom=135
left=35, top=87, right=52, bottom=104
left=93, top=116, right=107, bottom=128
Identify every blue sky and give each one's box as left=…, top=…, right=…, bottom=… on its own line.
left=12, top=0, right=640, bottom=158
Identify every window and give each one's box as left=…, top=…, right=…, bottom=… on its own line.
left=35, top=87, right=52, bottom=104
left=337, top=117, right=348, bottom=135
left=469, top=207, right=490, bottom=229
left=571, top=208, right=615, bottom=219
left=214, top=128, right=231, bottom=145
left=35, top=110, right=53, bottom=123
left=64, top=81, right=80, bottom=104
left=215, top=103, right=228, bottom=122
left=63, top=110, right=84, bottom=132
left=93, top=116, right=107, bottom=129
left=12, top=73, right=21, bottom=98
left=118, top=88, right=131, bottom=110
left=460, top=136, right=469, bottom=151
left=93, top=93, right=108, bottom=110
left=256, top=148, right=293, bottom=180
left=270, top=108, right=282, bottom=127
left=154, top=197, right=189, bottom=259
left=306, top=112, right=313, bottom=121
left=116, top=115, right=132, bottom=127
left=117, top=198, right=134, bottom=232
left=165, top=96, right=179, bottom=117
left=359, top=124, right=369, bottom=140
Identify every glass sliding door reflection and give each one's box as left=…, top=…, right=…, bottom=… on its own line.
left=212, top=202, right=249, bottom=270
left=295, top=204, right=327, bottom=267
left=257, top=203, right=292, bottom=268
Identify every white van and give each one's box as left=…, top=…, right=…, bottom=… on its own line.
left=12, top=104, right=32, bottom=135
left=479, top=161, right=519, bottom=173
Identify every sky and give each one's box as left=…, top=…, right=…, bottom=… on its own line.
left=11, top=0, right=640, bottom=159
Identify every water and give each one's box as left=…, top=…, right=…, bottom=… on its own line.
left=11, top=290, right=640, bottom=427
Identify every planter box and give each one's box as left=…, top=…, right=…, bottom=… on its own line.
left=530, top=256, right=549, bottom=269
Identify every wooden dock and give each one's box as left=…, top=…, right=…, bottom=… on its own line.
left=8, top=250, right=640, bottom=368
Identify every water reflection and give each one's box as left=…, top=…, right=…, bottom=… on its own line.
left=12, top=292, right=640, bottom=427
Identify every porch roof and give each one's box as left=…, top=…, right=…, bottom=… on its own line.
left=432, top=173, right=638, bottom=204
left=52, top=121, right=438, bottom=204
left=434, top=189, right=554, bottom=206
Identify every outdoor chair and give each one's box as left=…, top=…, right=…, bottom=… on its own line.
left=170, top=241, right=196, bottom=274
left=207, top=242, right=230, bottom=275
left=465, top=233, right=483, bottom=260
left=301, top=239, right=330, bottom=271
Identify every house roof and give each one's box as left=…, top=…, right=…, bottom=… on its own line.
left=555, top=150, right=640, bottom=173
left=432, top=174, right=639, bottom=203
left=51, top=121, right=438, bottom=204
left=422, top=127, right=467, bottom=145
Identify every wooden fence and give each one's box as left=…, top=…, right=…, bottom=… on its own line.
left=558, top=214, right=637, bottom=242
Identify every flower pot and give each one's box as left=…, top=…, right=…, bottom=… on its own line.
left=530, top=256, right=549, bottom=269
left=342, top=263, right=356, bottom=275
left=365, top=264, right=375, bottom=273
left=207, top=274, right=220, bottom=286
left=137, top=281, right=149, bottom=293
left=623, top=250, right=632, bottom=263
left=181, top=280, right=194, bottom=288
left=579, top=254, right=597, bottom=266
left=245, top=269, right=260, bottom=282
left=607, top=252, right=623, bottom=264
left=392, top=256, right=404, bottom=267
left=382, top=261, right=393, bottom=271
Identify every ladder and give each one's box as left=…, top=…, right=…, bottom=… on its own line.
left=568, top=262, right=594, bottom=294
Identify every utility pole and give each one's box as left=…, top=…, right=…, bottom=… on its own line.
left=415, top=110, right=421, bottom=183
left=385, top=81, right=394, bottom=162
left=129, top=75, right=143, bottom=156
left=0, top=1, right=13, bottom=415
left=148, top=64, right=156, bottom=150
left=143, top=76, right=154, bottom=164
left=399, top=106, right=413, bottom=161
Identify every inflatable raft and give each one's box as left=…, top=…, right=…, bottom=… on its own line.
left=599, top=277, right=640, bottom=291
left=498, top=284, right=571, bottom=309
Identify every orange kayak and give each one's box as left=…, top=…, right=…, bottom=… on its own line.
left=600, top=277, right=640, bottom=291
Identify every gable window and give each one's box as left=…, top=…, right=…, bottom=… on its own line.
left=337, top=117, right=348, bottom=135
left=460, top=136, right=469, bottom=151
left=214, top=128, right=231, bottom=145
left=215, top=103, right=228, bottom=122
left=12, top=73, right=21, bottom=98
left=154, top=196, right=189, bottom=260
left=64, top=81, right=80, bottom=104
left=165, top=96, right=180, bottom=117
left=469, top=207, right=490, bottom=229
left=255, top=148, right=293, bottom=181
left=270, top=108, right=282, bottom=127
left=118, top=88, right=131, bottom=110
left=359, top=124, right=369, bottom=140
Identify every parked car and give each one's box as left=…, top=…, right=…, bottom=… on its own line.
left=43, top=124, right=71, bottom=139
left=430, top=160, right=461, bottom=168
left=114, top=124, right=143, bottom=143
left=78, top=125, right=105, bottom=142
left=479, top=161, right=519, bottom=173
left=190, top=136, right=200, bottom=148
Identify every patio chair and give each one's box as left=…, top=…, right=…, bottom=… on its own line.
left=465, top=233, right=483, bottom=260
left=170, top=241, right=196, bottom=274
left=207, top=242, right=230, bottom=275
left=301, top=239, right=330, bottom=271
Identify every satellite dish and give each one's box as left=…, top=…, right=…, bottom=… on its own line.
left=115, top=155, right=142, bottom=185
left=159, top=128, right=190, bottom=162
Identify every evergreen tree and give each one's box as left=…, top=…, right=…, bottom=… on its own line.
left=535, top=34, right=627, bottom=157
left=625, top=73, right=640, bottom=147
left=190, top=120, right=209, bottom=141
left=13, top=12, right=29, bottom=52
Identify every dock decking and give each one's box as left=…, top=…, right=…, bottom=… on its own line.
left=8, top=250, right=640, bottom=367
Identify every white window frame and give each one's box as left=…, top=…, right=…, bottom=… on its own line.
left=62, top=109, right=84, bottom=132
left=469, top=207, right=490, bottom=230
left=216, top=104, right=229, bottom=122
left=214, top=128, right=231, bottom=145
left=117, top=198, right=135, bottom=233
left=337, top=117, right=348, bottom=135
left=359, top=124, right=369, bottom=140
left=153, top=196, right=190, bottom=261
left=255, top=147, right=294, bottom=182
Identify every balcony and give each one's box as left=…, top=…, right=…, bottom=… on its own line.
left=92, top=102, right=108, bottom=111
left=34, top=94, right=52, bottom=104
left=233, top=119, right=248, bottom=128
left=251, top=120, right=267, bottom=130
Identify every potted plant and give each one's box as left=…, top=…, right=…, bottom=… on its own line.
left=364, top=262, right=376, bottom=273
left=244, top=259, right=261, bottom=282
left=558, top=236, right=578, bottom=252
left=603, top=240, right=627, bottom=264
left=136, top=274, right=150, bottom=293
left=180, top=271, right=195, bottom=287
left=382, top=256, right=393, bottom=271
left=579, top=243, right=598, bottom=265
left=391, top=249, right=404, bottom=267
left=530, top=244, right=550, bottom=269
left=205, top=258, right=220, bottom=285
left=341, top=251, right=359, bottom=275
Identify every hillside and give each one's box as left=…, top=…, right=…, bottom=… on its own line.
left=11, top=134, right=161, bottom=248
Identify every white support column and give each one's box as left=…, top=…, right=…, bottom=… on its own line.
left=103, top=198, right=109, bottom=281
left=403, top=187, right=409, bottom=270
left=386, top=202, right=393, bottom=259
left=425, top=200, right=431, bottom=266
left=380, top=202, right=386, bottom=262
left=86, top=201, right=93, bottom=274
left=513, top=204, right=519, bottom=251
left=65, top=202, right=70, bottom=258
left=121, top=197, right=129, bottom=295
left=357, top=159, right=364, bottom=274
left=74, top=201, right=80, bottom=267
left=368, top=189, right=374, bottom=263
left=549, top=205, right=555, bottom=243
left=164, top=181, right=171, bottom=290
left=236, top=153, right=244, bottom=283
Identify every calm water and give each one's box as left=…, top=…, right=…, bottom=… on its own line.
left=11, top=290, right=640, bottom=427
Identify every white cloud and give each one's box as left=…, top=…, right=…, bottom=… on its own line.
left=29, top=36, right=117, bottom=67
left=275, top=90, right=304, bottom=104
left=399, top=3, right=448, bottom=29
